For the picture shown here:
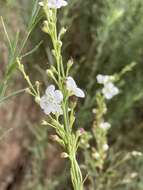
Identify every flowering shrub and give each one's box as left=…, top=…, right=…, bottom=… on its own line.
left=16, top=1, right=143, bottom=189
left=18, top=0, right=85, bottom=189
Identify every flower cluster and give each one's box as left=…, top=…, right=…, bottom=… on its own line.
left=40, top=77, right=85, bottom=115
left=39, top=0, right=68, bottom=9
left=97, top=74, right=119, bottom=99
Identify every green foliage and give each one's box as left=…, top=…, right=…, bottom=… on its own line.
left=62, top=0, right=143, bottom=127
left=0, top=0, right=41, bottom=104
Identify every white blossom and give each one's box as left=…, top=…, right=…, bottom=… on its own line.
left=97, top=74, right=111, bottom=84
left=66, top=76, right=85, bottom=98
left=99, top=122, right=111, bottom=130
left=39, top=0, right=68, bottom=9
left=131, top=151, right=142, bottom=157
left=130, top=172, right=138, bottom=178
left=97, top=74, right=119, bottom=99
left=102, top=144, right=109, bottom=151
left=102, top=82, right=119, bottom=99
left=40, top=85, right=63, bottom=115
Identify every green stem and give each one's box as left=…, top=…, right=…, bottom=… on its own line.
left=70, top=154, right=83, bottom=190
left=43, top=5, right=83, bottom=190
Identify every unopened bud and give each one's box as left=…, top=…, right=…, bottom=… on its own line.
left=92, top=108, right=97, bottom=114
left=51, top=66, right=57, bottom=74
left=42, top=21, right=49, bottom=34
left=50, top=135, right=59, bottom=141
left=59, top=27, right=67, bottom=39
left=61, top=152, right=69, bottom=158
left=35, top=81, right=40, bottom=86
left=46, top=69, right=54, bottom=78
left=67, top=59, right=73, bottom=68
left=92, top=152, right=100, bottom=160
left=52, top=49, right=56, bottom=57
left=77, top=128, right=85, bottom=136
left=41, top=120, right=48, bottom=125
left=25, top=88, right=31, bottom=94
left=35, top=96, right=40, bottom=104
left=57, top=41, right=62, bottom=49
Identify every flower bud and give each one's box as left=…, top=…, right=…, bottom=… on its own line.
left=92, top=108, right=97, bottom=114
left=35, top=81, right=40, bottom=86
left=35, top=96, right=40, bottom=104
left=67, top=59, right=73, bottom=71
left=41, top=120, right=48, bottom=125
left=50, top=135, right=60, bottom=141
left=92, top=152, right=100, bottom=160
left=51, top=66, right=57, bottom=74
left=59, top=27, right=67, bottom=39
left=77, top=128, right=85, bottom=136
left=42, top=21, right=49, bottom=34
left=25, top=88, right=31, bottom=94
left=61, top=152, right=69, bottom=158
left=46, top=69, right=54, bottom=78
left=57, top=41, right=62, bottom=49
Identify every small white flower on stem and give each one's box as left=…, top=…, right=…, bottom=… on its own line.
left=39, top=0, right=68, bottom=9
left=97, top=74, right=111, bottom=84
left=66, top=76, right=85, bottom=98
left=102, top=144, right=109, bottom=151
left=131, top=151, right=142, bottom=157
left=102, top=82, right=119, bottom=99
left=40, top=85, right=63, bottom=115
left=99, top=122, right=111, bottom=130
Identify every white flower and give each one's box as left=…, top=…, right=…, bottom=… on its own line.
left=130, top=172, right=138, bottom=178
left=40, top=85, right=63, bottom=115
left=97, top=74, right=119, bottom=99
left=102, top=144, right=109, bottom=151
left=102, top=82, right=119, bottom=99
left=66, top=76, right=85, bottom=98
left=39, top=0, right=68, bottom=9
left=97, top=74, right=111, bottom=84
left=99, top=122, right=111, bottom=130
left=131, top=151, right=142, bottom=157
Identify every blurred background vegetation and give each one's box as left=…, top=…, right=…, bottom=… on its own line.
left=0, top=0, right=143, bottom=189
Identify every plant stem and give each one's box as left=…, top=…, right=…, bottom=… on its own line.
left=70, top=153, right=83, bottom=190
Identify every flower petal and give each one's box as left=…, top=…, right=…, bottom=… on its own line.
left=66, top=76, right=77, bottom=91
left=100, top=122, right=111, bottom=130
left=102, top=82, right=119, bottom=99
left=97, top=74, right=110, bottom=84
left=45, top=85, right=55, bottom=96
left=57, top=0, right=68, bottom=7
left=44, top=104, right=53, bottom=115
left=54, top=90, right=63, bottom=103
left=74, top=87, right=85, bottom=98
left=39, top=2, right=44, bottom=6
left=39, top=0, right=68, bottom=9
left=40, top=95, right=48, bottom=109
left=51, top=103, right=63, bottom=115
